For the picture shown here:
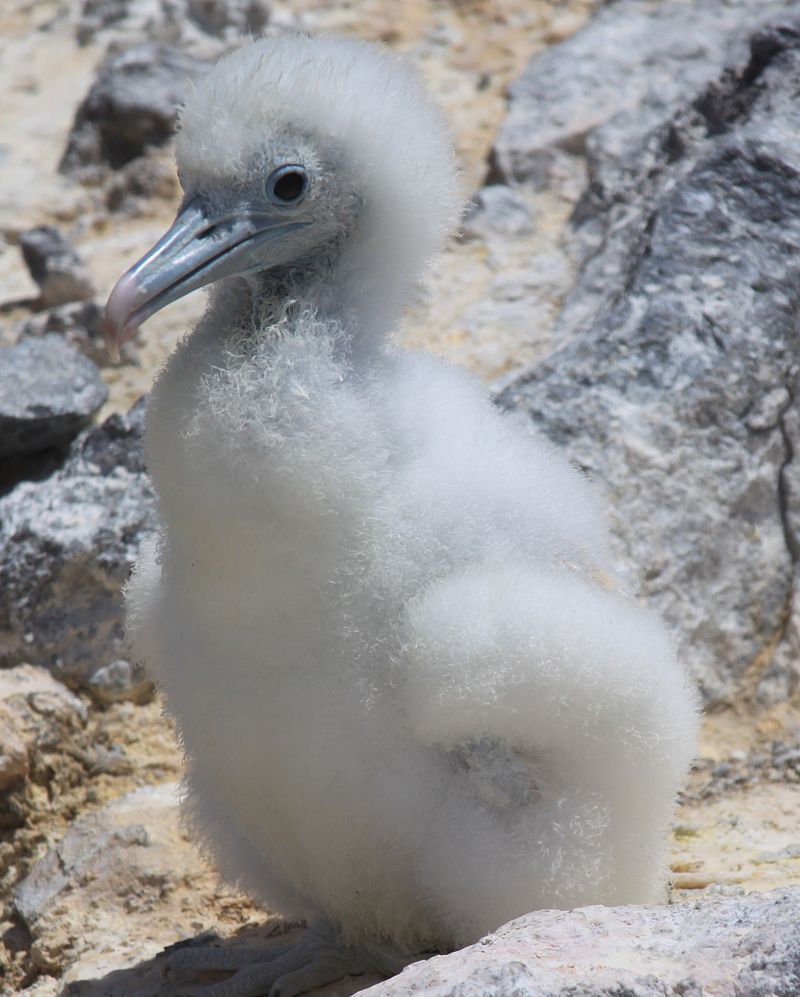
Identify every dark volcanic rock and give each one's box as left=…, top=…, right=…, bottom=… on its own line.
left=0, top=337, right=108, bottom=459
left=497, top=8, right=800, bottom=707
left=60, top=44, right=209, bottom=173
left=0, top=399, right=157, bottom=689
left=18, top=226, right=95, bottom=309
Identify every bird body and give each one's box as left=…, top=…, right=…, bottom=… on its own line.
left=107, top=32, right=699, bottom=991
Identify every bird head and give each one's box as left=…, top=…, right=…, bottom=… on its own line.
left=104, top=33, right=461, bottom=356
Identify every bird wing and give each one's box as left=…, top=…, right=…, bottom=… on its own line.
left=396, top=560, right=699, bottom=914
left=400, top=560, right=697, bottom=804
left=441, top=735, right=542, bottom=813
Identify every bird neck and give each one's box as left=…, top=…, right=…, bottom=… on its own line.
left=309, top=230, right=410, bottom=364
left=223, top=215, right=416, bottom=366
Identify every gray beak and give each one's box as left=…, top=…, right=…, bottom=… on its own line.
left=104, top=198, right=306, bottom=359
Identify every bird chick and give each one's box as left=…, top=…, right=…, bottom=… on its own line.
left=105, top=32, right=699, bottom=997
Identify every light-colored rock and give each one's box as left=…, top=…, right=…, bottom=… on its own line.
left=12, top=780, right=311, bottom=997
left=0, top=401, right=157, bottom=687
left=0, top=336, right=107, bottom=459
left=0, top=665, right=87, bottom=806
left=362, top=887, right=800, bottom=996
left=0, top=706, right=29, bottom=791
left=86, top=658, right=154, bottom=705
left=76, top=0, right=164, bottom=46
left=492, top=0, right=797, bottom=189
left=461, top=185, right=535, bottom=239
left=14, top=783, right=198, bottom=977
left=0, top=664, right=88, bottom=819
left=498, top=7, right=800, bottom=707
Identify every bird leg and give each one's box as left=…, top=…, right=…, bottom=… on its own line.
left=161, top=920, right=421, bottom=997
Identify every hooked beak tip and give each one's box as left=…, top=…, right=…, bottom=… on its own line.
left=103, top=271, right=141, bottom=363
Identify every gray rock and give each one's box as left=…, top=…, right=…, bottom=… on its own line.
left=497, top=11, right=800, bottom=706
left=363, top=887, right=800, bottom=996
left=16, top=298, right=137, bottom=367
left=76, top=0, right=270, bottom=47
left=0, top=336, right=107, bottom=459
left=76, top=0, right=128, bottom=45
left=18, top=226, right=95, bottom=308
left=76, top=0, right=168, bottom=46
left=758, top=583, right=800, bottom=705
left=0, top=448, right=69, bottom=505
left=182, top=0, right=270, bottom=37
left=14, top=783, right=182, bottom=976
left=461, top=185, right=535, bottom=239
left=0, top=398, right=157, bottom=688
left=491, top=0, right=797, bottom=189
left=60, top=44, right=210, bottom=173
left=11, top=781, right=250, bottom=986
left=15, top=813, right=151, bottom=934
left=102, top=152, right=181, bottom=212
left=86, top=658, right=154, bottom=705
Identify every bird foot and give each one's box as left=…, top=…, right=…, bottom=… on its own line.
left=159, top=920, right=420, bottom=997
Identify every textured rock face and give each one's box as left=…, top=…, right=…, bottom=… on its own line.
left=60, top=43, right=209, bottom=172
left=182, top=0, right=270, bottom=37
left=11, top=780, right=279, bottom=994
left=364, top=887, right=800, bottom=996
left=0, top=336, right=107, bottom=459
left=0, top=401, right=157, bottom=689
left=461, top=185, right=535, bottom=240
left=497, top=6, right=800, bottom=707
left=86, top=658, right=153, bottom=705
left=0, top=665, right=88, bottom=810
left=76, top=0, right=270, bottom=47
left=18, top=226, right=95, bottom=309
left=491, top=0, right=796, bottom=189
left=14, top=783, right=197, bottom=978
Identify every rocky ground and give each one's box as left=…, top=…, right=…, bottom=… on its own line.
left=1, top=0, right=800, bottom=995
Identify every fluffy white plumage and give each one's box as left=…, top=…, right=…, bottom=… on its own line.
left=111, top=32, right=699, bottom=993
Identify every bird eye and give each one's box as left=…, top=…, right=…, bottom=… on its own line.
left=266, top=165, right=308, bottom=205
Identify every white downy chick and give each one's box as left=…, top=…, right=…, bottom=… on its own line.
left=105, top=33, right=699, bottom=997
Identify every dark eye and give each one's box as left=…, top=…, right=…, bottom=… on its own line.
left=266, top=165, right=308, bottom=205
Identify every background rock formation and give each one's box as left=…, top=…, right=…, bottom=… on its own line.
left=0, top=402, right=156, bottom=691
left=0, top=337, right=107, bottom=459
left=496, top=2, right=800, bottom=708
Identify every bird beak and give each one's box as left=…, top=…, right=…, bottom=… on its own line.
left=104, top=198, right=305, bottom=360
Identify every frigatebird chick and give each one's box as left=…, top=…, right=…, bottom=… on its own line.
left=105, top=32, right=699, bottom=997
